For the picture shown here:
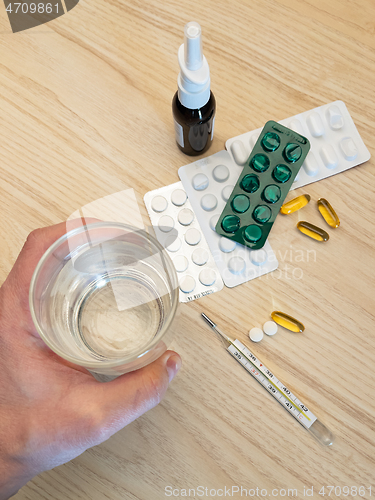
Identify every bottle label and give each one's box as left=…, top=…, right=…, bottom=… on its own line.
left=174, top=119, right=184, bottom=148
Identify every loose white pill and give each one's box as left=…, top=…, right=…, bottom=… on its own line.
left=219, top=236, right=236, bottom=253
left=165, top=235, right=181, bottom=252
left=171, top=189, right=187, bottom=206
left=185, top=228, right=201, bottom=246
left=230, top=140, right=249, bottom=166
left=263, top=321, right=278, bottom=336
left=151, top=195, right=167, bottom=213
left=179, top=275, right=196, bottom=293
left=228, top=256, right=245, bottom=275
left=201, top=194, right=218, bottom=211
left=249, top=327, right=263, bottom=342
left=222, top=185, right=234, bottom=202
left=213, top=164, right=230, bottom=182
left=158, top=215, right=174, bottom=232
left=250, top=249, right=267, bottom=265
left=192, top=247, right=209, bottom=266
left=209, top=214, right=220, bottom=231
left=178, top=208, right=194, bottom=226
left=199, top=268, right=216, bottom=286
left=192, top=173, right=209, bottom=191
left=173, top=255, right=188, bottom=273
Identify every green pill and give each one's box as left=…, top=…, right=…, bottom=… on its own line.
left=244, top=224, right=262, bottom=243
left=240, top=174, right=260, bottom=193
left=284, top=143, right=302, bottom=163
left=263, top=184, right=281, bottom=204
left=253, top=205, right=272, bottom=224
left=261, top=132, right=280, bottom=152
left=251, top=154, right=270, bottom=173
left=272, top=164, right=292, bottom=183
left=231, top=194, right=250, bottom=213
left=221, top=214, right=240, bottom=233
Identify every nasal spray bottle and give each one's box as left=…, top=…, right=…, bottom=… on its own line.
left=172, top=21, right=216, bottom=156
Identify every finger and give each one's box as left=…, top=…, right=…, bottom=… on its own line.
left=83, top=351, right=182, bottom=444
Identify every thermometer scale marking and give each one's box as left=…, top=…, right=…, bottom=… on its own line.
left=228, top=339, right=317, bottom=429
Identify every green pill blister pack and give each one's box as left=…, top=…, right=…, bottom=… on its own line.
left=215, top=121, right=310, bottom=250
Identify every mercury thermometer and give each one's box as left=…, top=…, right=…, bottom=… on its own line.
left=201, top=313, right=334, bottom=446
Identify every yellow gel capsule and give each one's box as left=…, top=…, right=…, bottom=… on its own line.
left=317, top=198, right=340, bottom=228
left=297, top=221, right=329, bottom=242
left=271, top=311, right=305, bottom=333
left=280, top=194, right=311, bottom=215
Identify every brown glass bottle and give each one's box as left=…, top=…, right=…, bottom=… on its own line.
left=172, top=91, right=216, bottom=156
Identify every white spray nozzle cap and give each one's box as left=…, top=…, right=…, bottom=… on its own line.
left=184, top=21, right=203, bottom=71
left=177, top=21, right=211, bottom=109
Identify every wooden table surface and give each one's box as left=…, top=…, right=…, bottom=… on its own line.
left=1, top=0, right=374, bottom=498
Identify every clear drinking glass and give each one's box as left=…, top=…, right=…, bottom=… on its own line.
left=29, top=222, right=179, bottom=378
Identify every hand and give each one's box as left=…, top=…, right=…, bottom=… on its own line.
left=0, top=221, right=181, bottom=500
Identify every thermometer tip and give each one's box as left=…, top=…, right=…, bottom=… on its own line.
left=201, top=312, right=216, bottom=328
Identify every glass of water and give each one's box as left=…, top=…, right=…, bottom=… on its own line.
left=29, top=222, right=179, bottom=378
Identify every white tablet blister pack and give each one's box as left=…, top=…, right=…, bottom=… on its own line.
left=226, top=101, right=370, bottom=190
left=144, top=182, right=224, bottom=302
left=178, top=151, right=279, bottom=288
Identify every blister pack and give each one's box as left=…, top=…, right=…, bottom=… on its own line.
left=144, top=182, right=224, bottom=302
left=226, top=101, right=370, bottom=190
left=215, top=121, right=310, bottom=250
left=178, top=151, right=279, bottom=288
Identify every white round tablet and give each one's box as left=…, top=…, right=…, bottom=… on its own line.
left=199, top=268, right=216, bottom=286
left=165, top=235, right=181, bottom=252
left=151, top=195, right=167, bottom=213
left=192, top=247, right=209, bottom=266
left=192, top=173, right=209, bottom=191
left=158, top=215, right=174, bottom=232
left=250, top=249, right=268, bottom=266
left=201, top=194, right=218, bottom=211
left=179, top=275, right=196, bottom=294
left=263, top=321, right=278, bottom=336
left=228, top=256, right=245, bottom=275
left=249, top=327, right=264, bottom=342
left=219, top=236, right=236, bottom=253
left=209, top=214, right=220, bottom=231
left=173, top=255, right=188, bottom=273
left=222, top=185, right=234, bottom=202
left=178, top=208, right=194, bottom=226
left=212, top=164, right=230, bottom=182
left=185, top=228, right=201, bottom=246
left=171, top=189, right=187, bottom=206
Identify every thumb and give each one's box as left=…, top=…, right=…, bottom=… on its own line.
left=86, top=350, right=182, bottom=444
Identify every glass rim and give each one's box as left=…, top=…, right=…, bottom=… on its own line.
left=29, top=222, right=179, bottom=368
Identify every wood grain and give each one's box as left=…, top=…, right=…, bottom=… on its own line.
left=0, top=0, right=374, bottom=498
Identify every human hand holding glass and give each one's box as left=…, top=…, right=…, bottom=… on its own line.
left=0, top=221, right=181, bottom=500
